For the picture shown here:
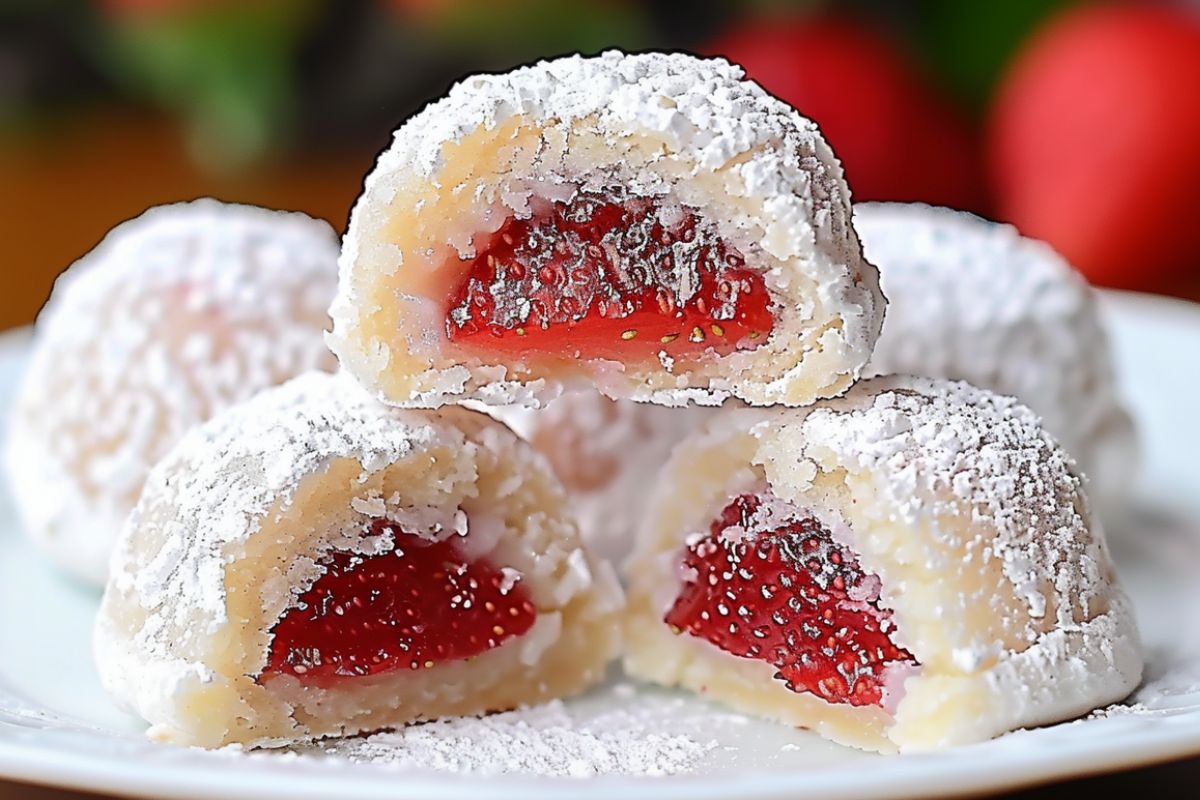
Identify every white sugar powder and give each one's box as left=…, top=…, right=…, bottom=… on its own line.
left=282, top=695, right=720, bottom=776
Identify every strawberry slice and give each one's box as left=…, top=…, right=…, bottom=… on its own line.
left=445, top=190, right=774, bottom=361
left=265, top=518, right=536, bottom=680
left=665, top=492, right=916, bottom=707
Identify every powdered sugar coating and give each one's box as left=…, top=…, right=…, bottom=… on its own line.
left=330, top=50, right=882, bottom=409
left=288, top=697, right=718, bottom=776
left=792, top=376, right=1113, bottom=618
left=857, top=202, right=1137, bottom=513
left=485, top=391, right=720, bottom=564
left=4, top=199, right=339, bottom=585
left=624, top=376, right=1141, bottom=752
left=94, top=370, right=623, bottom=748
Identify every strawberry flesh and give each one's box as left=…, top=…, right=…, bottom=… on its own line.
left=665, top=492, right=916, bottom=707
left=445, top=189, right=774, bottom=360
left=265, top=518, right=536, bottom=680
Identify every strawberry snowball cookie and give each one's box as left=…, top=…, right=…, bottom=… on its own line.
left=329, top=50, right=883, bottom=409
left=623, top=376, right=1141, bottom=752
left=5, top=200, right=339, bottom=586
left=857, top=202, right=1136, bottom=511
left=94, top=371, right=623, bottom=749
left=487, top=391, right=719, bottom=564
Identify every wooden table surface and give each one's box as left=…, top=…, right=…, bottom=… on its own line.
left=2, top=109, right=1198, bottom=800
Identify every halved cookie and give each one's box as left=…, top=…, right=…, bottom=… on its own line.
left=94, top=371, right=623, bottom=748
left=624, top=376, right=1141, bottom=751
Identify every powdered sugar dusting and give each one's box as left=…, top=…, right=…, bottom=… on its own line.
left=94, top=369, right=624, bottom=749
left=769, top=376, right=1142, bottom=746
left=107, top=371, right=444, bottom=627
left=4, top=199, right=339, bottom=585
left=856, top=202, right=1136, bottom=514
left=288, top=697, right=718, bottom=776
left=485, top=391, right=720, bottom=564
left=331, top=50, right=883, bottom=410
left=382, top=51, right=842, bottom=216
left=796, top=375, right=1103, bottom=631
left=624, top=374, right=1141, bottom=752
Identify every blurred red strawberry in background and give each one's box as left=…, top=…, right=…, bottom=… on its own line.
left=706, top=15, right=986, bottom=214
left=987, top=1, right=1200, bottom=291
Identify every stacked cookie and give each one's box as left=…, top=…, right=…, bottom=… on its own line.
left=7, top=51, right=1141, bottom=753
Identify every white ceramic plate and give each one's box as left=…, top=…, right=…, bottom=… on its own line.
left=3, top=290, right=1200, bottom=800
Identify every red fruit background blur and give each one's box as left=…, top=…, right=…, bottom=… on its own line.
left=706, top=15, right=986, bottom=214
left=987, top=1, right=1200, bottom=291
left=3, top=0, right=1200, bottom=331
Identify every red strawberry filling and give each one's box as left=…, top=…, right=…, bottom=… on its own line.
left=265, top=518, right=536, bottom=680
left=445, top=189, right=774, bottom=361
left=665, top=491, right=917, bottom=707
